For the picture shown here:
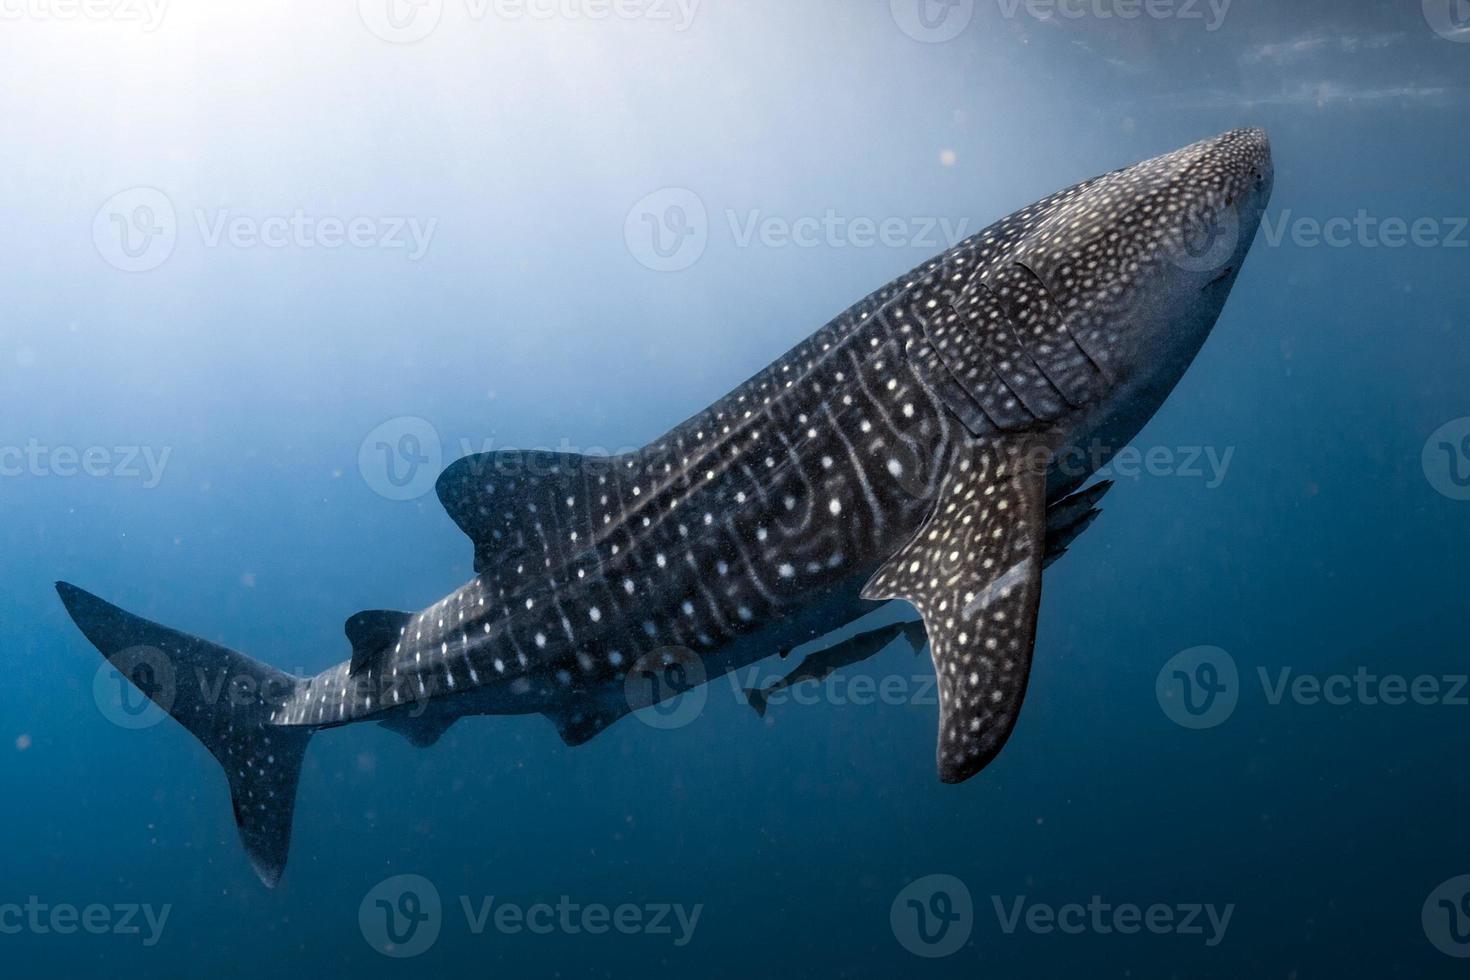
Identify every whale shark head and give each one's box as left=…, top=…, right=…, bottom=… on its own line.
left=1012, top=127, right=1274, bottom=389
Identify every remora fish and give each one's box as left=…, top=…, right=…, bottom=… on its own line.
left=58, top=129, right=1274, bottom=886
left=742, top=620, right=928, bottom=718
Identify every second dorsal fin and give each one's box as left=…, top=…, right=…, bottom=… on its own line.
left=345, top=609, right=414, bottom=676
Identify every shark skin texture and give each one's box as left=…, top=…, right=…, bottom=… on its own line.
left=58, top=129, right=1274, bottom=886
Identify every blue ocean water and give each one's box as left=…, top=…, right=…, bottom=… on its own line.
left=4, top=1, right=1470, bottom=976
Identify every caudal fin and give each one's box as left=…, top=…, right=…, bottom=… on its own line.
left=56, top=582, right=310, bottom=887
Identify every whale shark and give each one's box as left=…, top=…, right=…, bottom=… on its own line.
left=57, top=128, right=1274, bottom=887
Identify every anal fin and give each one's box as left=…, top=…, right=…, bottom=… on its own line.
left=544, top=701, right=630, bottom=748
left=378, top=713, right=458, bottom=749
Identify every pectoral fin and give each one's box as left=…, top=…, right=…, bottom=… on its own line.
left=862, top=437, right=1050, bottom=783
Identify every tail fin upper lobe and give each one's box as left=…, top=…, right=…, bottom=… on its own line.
left=56, top=582, right=310, bottom=887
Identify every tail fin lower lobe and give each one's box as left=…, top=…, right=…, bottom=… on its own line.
left=56, top=581, right=310, bottom=887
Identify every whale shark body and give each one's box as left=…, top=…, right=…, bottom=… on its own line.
left=58, top=129, right=1274, bottom=886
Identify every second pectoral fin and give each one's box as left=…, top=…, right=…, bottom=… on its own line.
left=1042, top=480, right=1112, bottom=569
left=862, top=437, right=1050, bottom=783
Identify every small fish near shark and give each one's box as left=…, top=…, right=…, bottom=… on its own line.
left=742, top=619, right=930, bottom=719
left=58, top=129, right=1274, bottom=887
left=741, top=489, right=1112, bottom=720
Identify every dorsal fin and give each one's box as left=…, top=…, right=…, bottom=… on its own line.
left=434, top=450, right=627, bottom=577
left=345, top=609, right=414, bottom=676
